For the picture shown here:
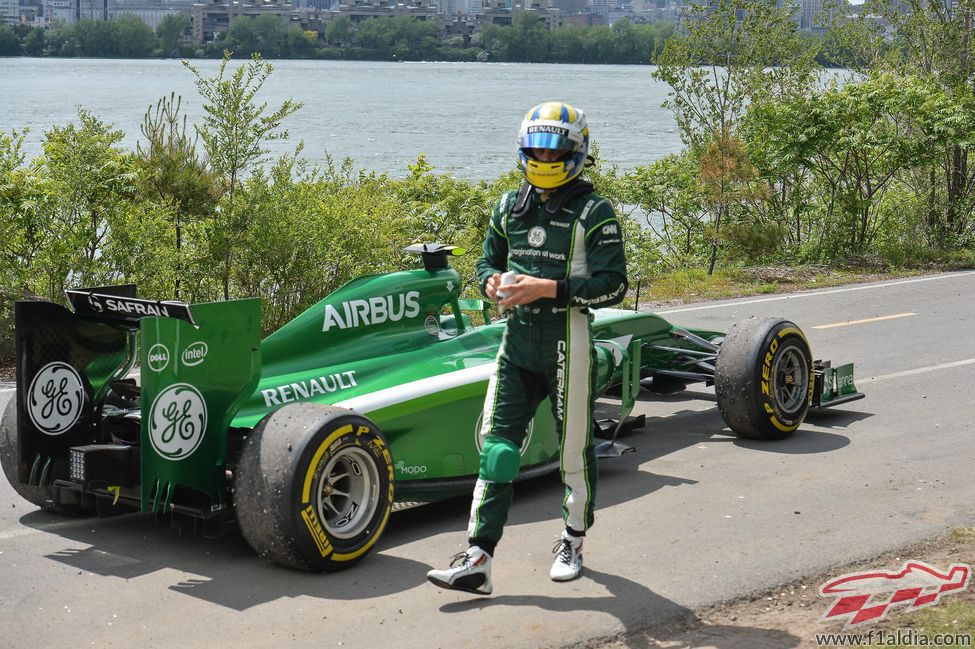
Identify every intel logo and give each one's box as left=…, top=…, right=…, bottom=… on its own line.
left=182, top=341, right=208, bottom=367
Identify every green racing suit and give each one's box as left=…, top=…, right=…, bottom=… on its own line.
left=468, top=179, right=628, bottom=554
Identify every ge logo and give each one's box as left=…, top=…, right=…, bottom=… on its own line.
left=527, top=226, right=547, bottom=248
left=27, top=362, right=85, bottom=435
left=474, top=411, right=533, bottom=455
left=148, top=383, right=208, bottom=460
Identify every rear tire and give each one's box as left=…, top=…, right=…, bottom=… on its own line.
left=1, top=398, right=53, bottom=509
left=1, top=399, right=93, bottom=515
left=715, top=317, right=813, bottom=440
left=235, top=403, right=395, bottom=572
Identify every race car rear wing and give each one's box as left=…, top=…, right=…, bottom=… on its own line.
left=10, top=285, right=261, bottom=515
left=65, top=285, right=196, bottom=327
left=11, top=296, right=133, bottom=490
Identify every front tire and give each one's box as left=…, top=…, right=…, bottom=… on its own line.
left=235, top=403, right=395, bottom=572
left=715, top=317, right=814, bottom=440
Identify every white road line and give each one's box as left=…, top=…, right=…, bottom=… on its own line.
left=656, top=271, right=975, bottom=315
left=861, top=358, right=975, bottom=384
left=813, top=312, right=917, bottom=330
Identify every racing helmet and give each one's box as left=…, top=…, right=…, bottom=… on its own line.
left=517, top=101, right=590, bottom=190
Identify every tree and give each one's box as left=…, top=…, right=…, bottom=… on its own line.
left=505, top=13, right=551, bottom=62
left=0, top=25, right=18, bottom=55
left=0, top=129, right=37, bottom=361
left=827, top=0, right=975, bottom=246
left=183, top=52, right=302, bottom=299
left=751, top=74, right=961, bottom=256
left=356, top=17, right=395, bottom=55
left=115, top=15, right=158, bottom=57
left=252, top=14, right=287, bottom=56
left=580, top=25, right=616, bottom=64
left=653, top=0, right=819, bottom=151
left=324, top=16, right=352, bottom=47
left=69, top=19, right=120, bottom=57
left=698, top=129, right=764, bottom=272
left=35, top=111, right=136, bottom=296
left=0, top=129, right=39, bottom=293
left=548, top=25, right=583, bottom=62
left=222, top=18, right=260, bottom=56
left=22, top=27, right=45, bottom=56
left=652, top=0, right=819, bottom=272
left=42, top=25, right=74, bottom=57
left=156, top=13, right=190, bottom=56
left=136, top=93, right=221, bottom=299
left=626, top=153, right=711, bottom=272
left=279, top=26, right=316, bottom=58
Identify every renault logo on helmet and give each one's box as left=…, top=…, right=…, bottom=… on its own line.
left=527, top=125, right=570, bottom=136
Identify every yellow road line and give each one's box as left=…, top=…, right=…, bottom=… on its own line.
left=813, top=312, right=917, bottom=329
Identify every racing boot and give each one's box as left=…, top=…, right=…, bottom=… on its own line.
left=426, top=546, right=493, bottom=595
left=550, top=530, right=583, bottom=581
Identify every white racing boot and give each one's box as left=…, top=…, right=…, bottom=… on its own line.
left=550, top=531, right=583, bottom=581
left=426, top=546, right=493, bottom=595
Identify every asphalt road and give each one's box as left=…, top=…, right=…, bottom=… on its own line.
left=1, top=272, right=974, bottom=649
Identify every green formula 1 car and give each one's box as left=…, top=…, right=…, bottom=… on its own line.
left=0, top=244, right=863, bottom=571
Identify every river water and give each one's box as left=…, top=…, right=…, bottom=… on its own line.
left=1, top=58, right=683, bottom=180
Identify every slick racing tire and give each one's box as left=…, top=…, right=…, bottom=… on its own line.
left=715, top=317, right=814, bottom=440
left=236, top=403, right=395, bottom=572
left=1, top=400, right=92, bottom=515
left=1, top=399, right=54, bottom=509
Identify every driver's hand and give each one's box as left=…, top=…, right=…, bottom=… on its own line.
left=484, top=273, right=502, bottom=300
left=498, top=275, right=557, bottom=308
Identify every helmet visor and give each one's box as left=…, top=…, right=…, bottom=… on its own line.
left=518, top=129, right=579, bottom=153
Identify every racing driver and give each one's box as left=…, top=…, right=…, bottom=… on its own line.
left=426, top=101, right=628, bottom=595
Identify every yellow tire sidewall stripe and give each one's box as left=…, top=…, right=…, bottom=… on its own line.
left=333, top=433, right=394, bottom=562
left=777, top=326, right=807, bottom=344
left=770, top=415, right=799, bottom=432
left=299, top=422, right=395, bottom=563
left=331, top=503, right=392, bottom=562
left=769, top=325, right=812, bottom=427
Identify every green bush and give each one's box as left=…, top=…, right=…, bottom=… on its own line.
left=722, top=219, right=791, bottom=264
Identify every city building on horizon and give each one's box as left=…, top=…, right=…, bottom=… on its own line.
left=1, top=0, right=20, bottom=23
left=10, top=0, right=196, bottom=26
left=111, top=0, right=193, bottom=28
left=5, top=0, right=681, bottom=29
left=3, top=0, right=702, bottom=46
